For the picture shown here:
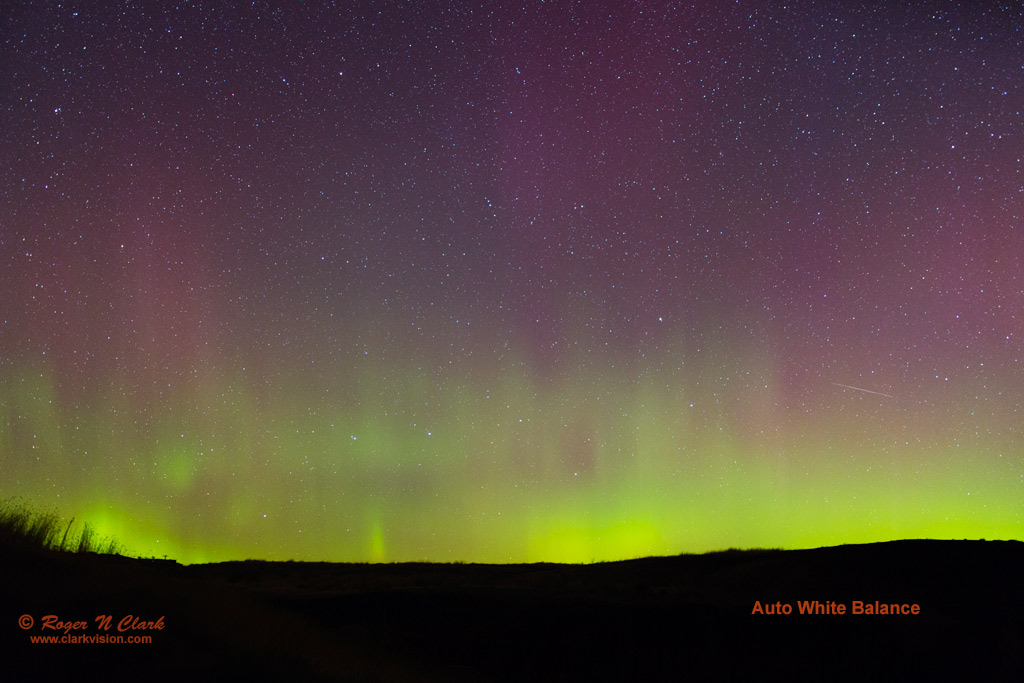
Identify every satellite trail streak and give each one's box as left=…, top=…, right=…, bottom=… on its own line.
left=832, top=383, right=894, bottom=398
left=743, top=245, right=784, bottom=271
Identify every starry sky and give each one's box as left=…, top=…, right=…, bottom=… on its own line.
left=1, top=1, right=1022, bottom=564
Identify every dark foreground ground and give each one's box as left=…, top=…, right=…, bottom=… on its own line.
left=3, top=539, right=1022, bottom=681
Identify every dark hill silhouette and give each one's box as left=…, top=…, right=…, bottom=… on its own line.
left=3, top=537, right=1022, bottom=681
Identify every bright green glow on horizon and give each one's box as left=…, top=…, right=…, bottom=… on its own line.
left=2, top=350, right=1022, bottom=565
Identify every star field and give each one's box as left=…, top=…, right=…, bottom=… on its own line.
left=1, top=1, right=1022, bottom=563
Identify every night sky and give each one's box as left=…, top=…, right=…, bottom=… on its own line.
left=2, top=1, right=1022, bottom=564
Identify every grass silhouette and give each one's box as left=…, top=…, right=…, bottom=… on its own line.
left=0, top=498, right=123, bottom=556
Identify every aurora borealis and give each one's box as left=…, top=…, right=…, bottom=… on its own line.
left=1, top=1, right=1022, bottom=564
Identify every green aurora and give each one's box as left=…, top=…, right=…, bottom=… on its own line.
left=2, top=2, right=1022, bottom=563
left=3, top=337, right=1019, bottom=564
